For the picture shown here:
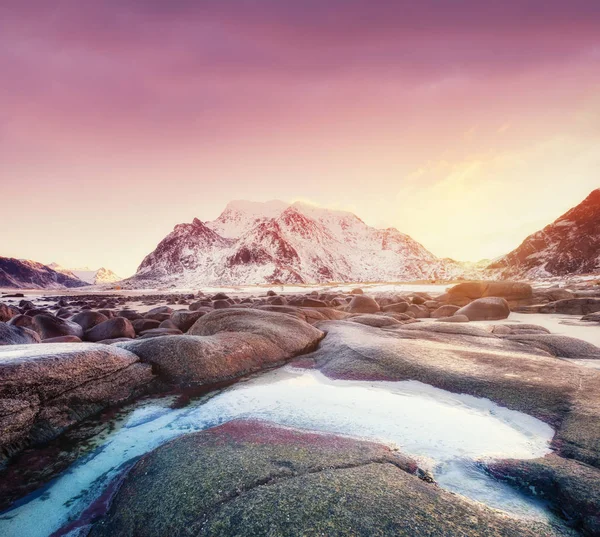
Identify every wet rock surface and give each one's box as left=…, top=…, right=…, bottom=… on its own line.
left=87, top=421, right=565, bottom=537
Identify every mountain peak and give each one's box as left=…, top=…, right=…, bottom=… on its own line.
left=490, top=188, right=600, bottom=277
left=123, top=199, right=469, bottom=287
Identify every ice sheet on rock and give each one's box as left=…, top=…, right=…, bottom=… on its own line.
left=0, top=368, right=556, bottom=537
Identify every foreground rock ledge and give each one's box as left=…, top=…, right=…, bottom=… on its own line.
left=86, top=421, right=565, bottom=537
left=0, top=343, right=154, bottom=460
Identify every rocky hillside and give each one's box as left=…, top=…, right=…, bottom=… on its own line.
left=490, top=189, right=600, bottom=278
left=0, top=257, right=89, bottom=289
left=124, top=201, right=474, bottom=287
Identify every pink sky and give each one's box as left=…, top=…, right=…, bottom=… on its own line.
left=1, top=1, right=599, bottom=277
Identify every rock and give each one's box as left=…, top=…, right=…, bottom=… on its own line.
left=87, top=421, right=562, bottom=537
left=541, top=298, right=600, bottom=315
left=488, top=454, right=600, bottom=537
left=431, top=305, right=461, bottom=318
left=117, top=309, right=144, bottom=321
left=382, top=302, right=409, bottom=313
left=7, top=314, right=34, bottom=330
left=447, top=281, right=533, bottom=302
left=31, top=314, right=84, bottom=340
left=500, top=333, right=600, bottom=359
left=350, top=287, right=364, bottom=294
left=189, top=308, right=323, bottom=354
left=0, top=304, right=19, bottom=322
left=159, top=319, right=179, bottom=330
left=138, top=328, right=183, bottom=339
left=288, top=298, right=328, bottom=308
left=212, top=299, right=231, bottom=309
left=348, top=314, right=402, bottom=327
left=436, top=315, right=470, bottom=323
left=118, top=310, right=323, bottom=387
left=85, top=318, right=135, bottom=342
left=411, top=295, right=426, bottom=305
left=145, top=306, right=173, bottom=316
left=170, top=310, right=206, bottom=332
left=347, top=295, right=380, bottom=314
left=455, top=297, right=510, bottom=321
left=582, top=312, right=600, bottom=323
left=266, top=295, right=287, bottom=306
left=212, top=293, right=229, bottom=300
left=544, top=289, right=576, bottom=301
left=70, top=311, right=109, bottom=332
left=42, top=336, right=82, bottom=343
left=0, top=343, right=153, bottom=459
left=0, top=322, right=41, bottom=345
left=406, top=304, right=429, bottom=318
left=132, top=318, right=161, bottom=334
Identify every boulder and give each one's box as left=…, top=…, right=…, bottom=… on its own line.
left=212, top=299, right=231, bottom=310
left=582, top=312, right=600, bottom=323
left=346, top=295, right=380, bottom=314
left=436, top=315, right=470, bottom=323
left=541, top=298, right=600, bottom=315
left=431, top=305, right=461, bottom=318
left=132, top=318, right=161, bottom=334
left=117, top=309, right=144, bottom=321
left=0, top=323, right=41, bottom=345
left=0, top=303, right=18, bottom=322
left=119, top=310, right=323, bottom=387
left=489, top=454, right=600, bottom=537
left=138, top=328, right=183, bottom=339
left=348, top=314, right=402, bottom=327
left=42, top=336, right=82, bottom=343
left=87, top=421, right=561, bottom=537
left=189, top=308, right=323, bottom=355
left=85, top=317, right=135, bottom=342
left=455, top=297, right=510, bottom=321
left=7, top=314, right=34, bottom=330
left=0, top=343, right=153, bottom=458
left=70, top=311, right=109, bottom=332
left=446, top=281, right=532, bottom=306
left=31, top=314, right=84, bottom=340
left=170, top=310, right=206, bottom=332
left=406, top=304, right=429, bottom=318
left=382, top=302, right=409, bottom=313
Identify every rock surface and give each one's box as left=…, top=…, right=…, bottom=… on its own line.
left=87, top=421, right=563, bottom=537
left=455, top=297, right=510, bottom=321
left=118, top=309, right=323, bottom=387
left=0, top=343, right=154, bottom=459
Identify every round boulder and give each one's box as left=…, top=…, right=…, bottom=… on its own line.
left=347, top=295, right=380, bottom=314
left=85, top=317, right=136, bottom=342
left=455, top=297, right=510, bottom=321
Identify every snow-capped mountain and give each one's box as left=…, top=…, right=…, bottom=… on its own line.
left=0, top=257, right=89, bottom=289
left=489, top=188, right=600, bottom=278
left=48, top=263, right=122, bottom=285
left=124, top=200, right=476, bottom=287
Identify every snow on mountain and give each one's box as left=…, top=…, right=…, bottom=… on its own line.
left=49, top=263, right=122, bottom=285
left=0, top=258, right=89, bottom=289
left=489, top=188, right=600, bottom=278
left=123, top=201, right=479, bottom=287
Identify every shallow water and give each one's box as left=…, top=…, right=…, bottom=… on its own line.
left=0, top=367, right=556, bottom=537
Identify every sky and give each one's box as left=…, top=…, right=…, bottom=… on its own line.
left=1, top=1, right=599, bottom=277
